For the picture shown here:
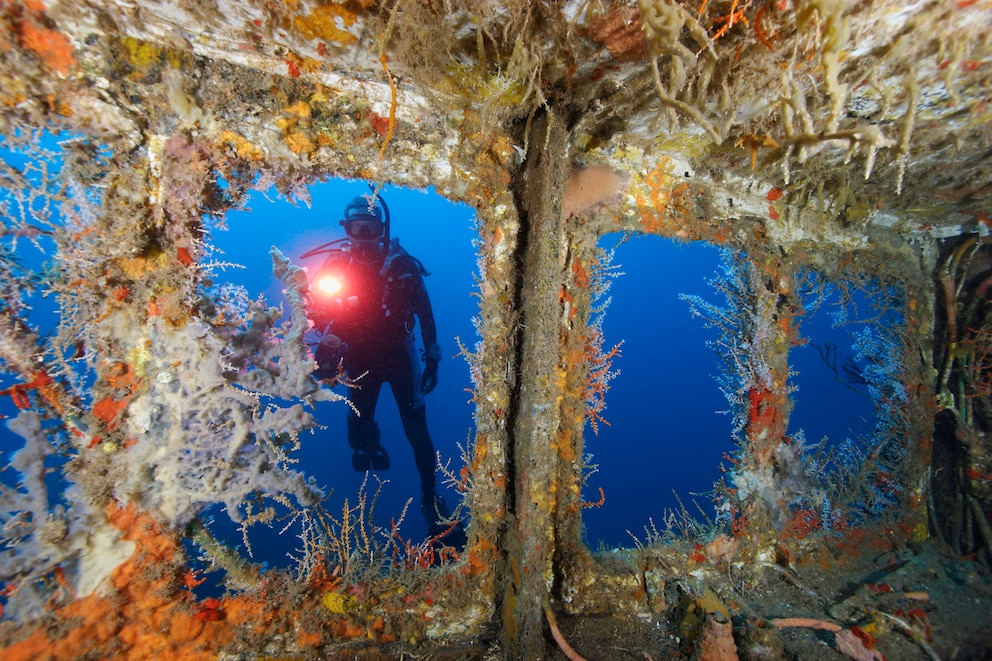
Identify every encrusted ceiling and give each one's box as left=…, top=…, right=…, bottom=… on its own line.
left=18, top=0, right=989, bottom=243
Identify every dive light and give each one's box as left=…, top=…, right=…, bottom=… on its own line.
left=316, top=273, right=343, bottom=297
left=312, top=269, right=358, bottom=311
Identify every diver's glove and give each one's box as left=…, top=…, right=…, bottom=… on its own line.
left=422, top=343, right=440, bottom=394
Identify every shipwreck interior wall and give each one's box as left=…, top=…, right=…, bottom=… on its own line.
left=1, top=0, right=991, bottom=659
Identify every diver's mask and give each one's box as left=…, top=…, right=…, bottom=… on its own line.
left=340, top=196, right=387, bottom=265
left=343, top=218, right=383, bottom=241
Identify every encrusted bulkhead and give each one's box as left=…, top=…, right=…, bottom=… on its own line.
left=1, top=0, right=990, bottom=659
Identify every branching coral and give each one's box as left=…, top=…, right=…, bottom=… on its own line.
left=582, top=330, right=622, bottom=434
left=680, top=249, right=764, bottom=440
left=580, top=246, right=623, bottom=434
left=289, top=474, right=400, bottom=579
left=116, top=246, right=346, bottom=528
left=0, top=124, right=346, bottom=619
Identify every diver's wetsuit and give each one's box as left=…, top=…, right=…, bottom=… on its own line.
left=309, top=242, right=449, bottom=534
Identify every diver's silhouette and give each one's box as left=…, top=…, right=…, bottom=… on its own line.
left=304, top=195, right=464, bottom=546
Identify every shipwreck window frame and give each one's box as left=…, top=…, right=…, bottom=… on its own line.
left=782, top=263, right=918, bottom=530
left=199, top=179, right=481, bottom=555
left=557, top=217, right=762, bottom=565
left=0, top=119, right=933, bottom=633
left=578, top=231, right=735, bottom=549
left=554, top=195, right=928, bottom=579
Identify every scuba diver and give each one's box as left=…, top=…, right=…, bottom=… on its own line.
left=303, top=193, right=465, bottom=547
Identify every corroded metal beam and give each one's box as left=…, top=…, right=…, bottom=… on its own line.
left=502, top=108, right=571, bottom=659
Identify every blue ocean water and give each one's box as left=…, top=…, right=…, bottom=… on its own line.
left=788, top=309, right=876, bottom=453
left=581, top=235, right=731, bottom=548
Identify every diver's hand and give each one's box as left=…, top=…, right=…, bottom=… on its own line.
left=421, top=343, right=441, bottom=394
left=422, top=359, right=438, bottom=394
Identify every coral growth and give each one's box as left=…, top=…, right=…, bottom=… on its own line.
left=13, top=2, right=76, bottom=76
left=2, top=502, right=233, bottom=660
left=1, top=0, right=990, bottom=658
left=0, top=501, right=411, bottom=659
